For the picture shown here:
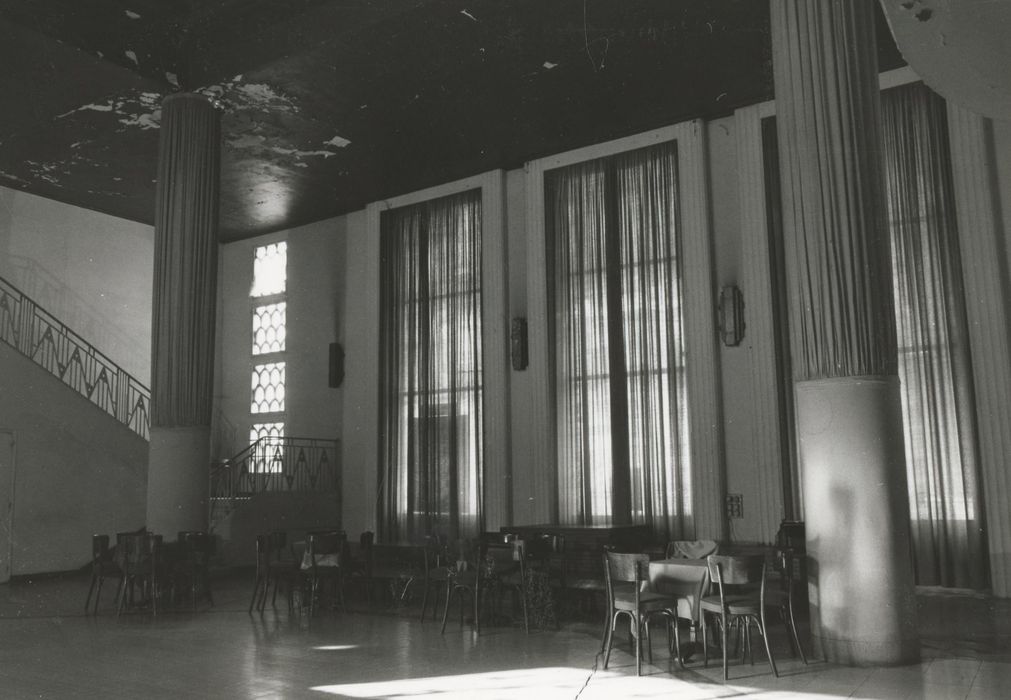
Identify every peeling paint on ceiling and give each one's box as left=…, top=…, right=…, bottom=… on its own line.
left=0, top=0, right=906, bottom=242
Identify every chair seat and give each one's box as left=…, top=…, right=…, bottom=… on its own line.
left=614, top=589, right=672, bottom=613
left=700, top=593, right=761, bottom=615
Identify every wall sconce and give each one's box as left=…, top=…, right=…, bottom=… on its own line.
left=718, top=285, right=745, bottom=347
left=510, top=317, right=528, bottom=370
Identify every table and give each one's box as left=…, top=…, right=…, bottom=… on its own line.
left=647, top=558, right=709, bottom=641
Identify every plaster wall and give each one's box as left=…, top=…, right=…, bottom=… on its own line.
left=0, top=186, right=153, bottom=382
left=0, top=342, right=148, bottom=575
left=214, top=217, right=345, bottom=463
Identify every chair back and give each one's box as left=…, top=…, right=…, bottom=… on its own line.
left=603, top=551, right=649, bottom=606
left=92, top=534, right=111, bottom=561
left=482, top=541, right=524, bottom=582
left=706, top=554, right=765, bottom=603
left=179, top=530, right=214, bottom=557
left=267, top=530, right=289, bottom=562
left=424, top=535, right=448, bottom=569
left=665, top=540, right=719, bottom=559
left=116, top=531, right=161, bottom=573
left=307, top=530, right=347, bottom=567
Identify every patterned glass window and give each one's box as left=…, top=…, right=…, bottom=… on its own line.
left=251, top=362, right=286, bottom=413
left=252, top=302, right=286, bottom=355
left=251, top=242, right=287, bottom=297
left=250, top=422, right=284, bottom=472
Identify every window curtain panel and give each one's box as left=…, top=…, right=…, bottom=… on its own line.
left=378, top=190, right=483, bottom=545
left=881, top=84, right=987, bottom=589
left=547, top=142, right=691, bottom=540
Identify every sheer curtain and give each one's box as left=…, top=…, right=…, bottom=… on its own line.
left=882, top=84, right=987, bottom=589
left=547, top=142, right=691, bottom=540
left=378, top=189, right=483, bottom=545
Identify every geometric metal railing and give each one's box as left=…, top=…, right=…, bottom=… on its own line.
left=208, top=436, right=341, bottom=529
left=0, top=274, right=150, bottom=439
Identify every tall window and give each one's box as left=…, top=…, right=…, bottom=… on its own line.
left=547, top=142, right=691, bottom=540
left=250, top=241, right=287, bottom=472
left=378, top=190, right=483, bottom=544
left=881, top=84, right=987, bottom=589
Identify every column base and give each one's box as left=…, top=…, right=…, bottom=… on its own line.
left=797, top=376, right=919, bottom=667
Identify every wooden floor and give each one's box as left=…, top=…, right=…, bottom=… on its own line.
left=1, top=569, right=1009, bottom=699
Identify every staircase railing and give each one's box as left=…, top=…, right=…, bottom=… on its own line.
left=0, top=274, right=150, bottom=439
left=208, top=436, right=341, bottom=529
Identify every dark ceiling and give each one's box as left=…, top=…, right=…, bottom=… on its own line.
left=0, top=0, right=904, bottom=242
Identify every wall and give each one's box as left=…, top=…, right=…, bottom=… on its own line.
left=214, top=218, right=345, bottom=460
left=215, top=81, right=1011, bottom=591
left=0, top=187, right=154, bottom=382
left=0, top=342, right=148, bottom=575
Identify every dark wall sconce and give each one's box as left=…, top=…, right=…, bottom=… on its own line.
left=718, top=285, right=745, bottom=347
left=510, top=317, right=528, bottom=370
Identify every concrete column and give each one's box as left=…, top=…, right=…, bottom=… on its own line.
left=770, top=1, right=919, bottom=665
left=146, top=93, right=221, bottom=537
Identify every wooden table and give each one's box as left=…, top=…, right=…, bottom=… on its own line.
left=647, top=558, right=709, bottom=641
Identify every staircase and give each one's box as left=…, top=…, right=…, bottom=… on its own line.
left=0, top=273, right=150, bottom=439
left=208, top=437, right=342, bottom=564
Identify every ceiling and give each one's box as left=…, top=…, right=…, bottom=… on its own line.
left=0, top=0, right=904, bottom=243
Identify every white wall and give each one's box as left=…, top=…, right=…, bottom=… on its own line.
left=0, top=187, right=153, bottom=382
left=214, top=218, right=345, bottom=457
left=0, top=342, right=148, bottom=575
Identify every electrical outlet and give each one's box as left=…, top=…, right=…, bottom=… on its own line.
left=726, top=493, right=744, bottom=519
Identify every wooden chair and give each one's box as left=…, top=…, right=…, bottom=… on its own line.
left=700, top=554, right=778, bottom=680
left=115, top=531, right=162, bottom=617
left=250, top=531, right=298, bottom=612
left=441, top=540, right=482, bottom=634
left=303, top=530, right=347, bottom=614
left=420, top=535, right=451, bottom=622
left=602, top=551, right=677, bottom=676
left=481, top=541, right=530, bottom=633
left=767, top=548, right=808, bottom=664
left=345, top=531, right=374, bottom=605
left=175, top=530, right=215, bottom=610
left=84, top=534, right=122, bottom=614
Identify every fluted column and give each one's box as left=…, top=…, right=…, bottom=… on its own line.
left=771, top=0, right=918, bottom=665
left=146, top=93, right=221, bottom=537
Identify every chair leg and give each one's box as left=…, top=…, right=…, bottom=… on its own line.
left=785, top=601, right=808, bottom=664
left=440, top=584, right=453, bottom=633
left=474, top=586, right=481, bottom=635
left=420, top=582, right=430, bottom=621
left=669, top=614, right=684, bottom=669
left=603, top=611, right=619, bottom=670
left=721, top=615, right=729, bottom=681
left=248, top=574, right=261, bottom=613
left=85, top=573, right=97, bottom=613
left=116, top=576, right=129, bottom=617
left=518, top=586, right=529, bottom=634
left=759, top=610, right=779, bottom=677
left=599, top=602, right=611, bottom=653
left=701, top=612, right=709, bottom=667
left=634, top=616, right=642, bottom=676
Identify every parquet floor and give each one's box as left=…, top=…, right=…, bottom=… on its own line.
left=1, top=569, right=1009, bottom=699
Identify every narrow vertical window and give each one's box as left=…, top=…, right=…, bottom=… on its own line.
left=250, top=241, right=287, bottom=471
